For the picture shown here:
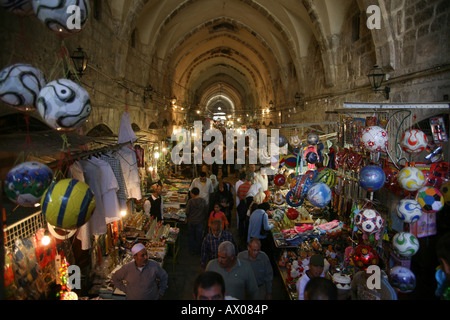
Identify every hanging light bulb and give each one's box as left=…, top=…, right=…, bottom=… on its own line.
left=41, top=230, right=51, bottom=246
left=120, top=210, right=127, bottom=217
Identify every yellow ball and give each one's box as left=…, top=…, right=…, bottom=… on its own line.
left=41, top=179, right=96, bottom=229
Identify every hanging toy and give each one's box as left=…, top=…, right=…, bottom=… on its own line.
left=286, top=173, right=316, bottom=207
left=389, top=266, right=416, bottom=293
left=415, top=186, right=444, bottom=213
left=290, top=129, right=301, bottom=148
left=4, top=161, right=54, bottom=207
left=358, top=165, right=386, bottom=192
left=400, top=129, right=428, bottom=154
left=396, top=199, right=423, bottom=224
left=0, top=63, right=47, bottom=112
left=32, top=0, right=91, bottom=35
left=37, top=79, right=92, bottom=132
left=354, top=207, right=384, bottom=237
left=306, top=182, right=332, bottom=208
left=392, top=232, right=420, bottom=258
left=397, top=166, right=425, bottom=191
left=361, top=126, right=388, bottom=153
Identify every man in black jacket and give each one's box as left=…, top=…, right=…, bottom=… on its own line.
left=186, top=187, right=208, bottom=255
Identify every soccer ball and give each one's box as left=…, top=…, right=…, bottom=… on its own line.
left=393, top=232, right=420, bottom=258
left=37, top=79, right=91, bottom=132
left=273, top=174, right=286, bottom=187
left=0, top=0, right=34, bottom=16
left=4, top=161, right=54, bottom=207
left=389, top=266, right=416, bottom=293
left=397, top=166, right=425, bottom=191
left=313, top=167, right=337, bottom=188
left=354, top=208, right=384, bottom=235
left=271, top=209, right=284, bottom=222
left=41, top=178, right=96, bottom=229
left=415, top=186, right=444, bottom=213
left=286, top=208, right=299, bottom=220
left=396, top=199, right=423, bottom=224
left=0, top=63, right=47, bottom=111
left=361, top=126, right=388, bottom=153
left=32, top=0, right=90, bottom=34
left=358, top=165, right=386, bottom=192
left=350, top=245, right=379, bottom=270
left=307, top=182, right=332, bottom=208
left=400, top=129, right=428, bottom=154
left=440, top=180, right=450, bottom=206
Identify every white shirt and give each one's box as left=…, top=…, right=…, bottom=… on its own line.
left=190, top=178, right=214, bottom=205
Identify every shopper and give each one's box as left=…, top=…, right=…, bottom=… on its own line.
left=190, top=171, right=214, bottom=207
left=304, top=277, right=338, bottom=300
left=246, top=202, right=274, bottom=245
left=206, top=241, right=258, bottom=300
left=111, top=243, right=168, bottom=300
left=210, top=181, right=234, bottom=224
left=193, top=271, right=226, bottom=300
left=237, top=238, right=273, bottom=300
left=147, top=183, right=163, bottom=221
left=296, top=254, right=326, bottom=300
left=236, top=171, right=253, bottom=243
left=201, top=219, right=237, bottom=270
left=208, top=203, right=229, bottom=231
left=185, top=187, right=208, bottom=255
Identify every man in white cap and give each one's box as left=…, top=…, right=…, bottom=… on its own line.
left=112, top=243, right=168, bottom=300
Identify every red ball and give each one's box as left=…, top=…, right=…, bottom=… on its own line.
left=274, top=174, right=286, bottom=186
left=286, top=208, right=299, bottom=220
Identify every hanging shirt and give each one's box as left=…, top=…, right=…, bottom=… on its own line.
left=100, top=153, right=128, bottom=209
left=117, top=145, right=142, bottom=200
left=117, top=111, right=137, bottom=144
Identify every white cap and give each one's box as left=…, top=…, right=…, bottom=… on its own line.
left=131, top=243, right=146, bottom=255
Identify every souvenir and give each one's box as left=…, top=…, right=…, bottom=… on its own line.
left=306, top=133, right=319, bottom=145
left=350, top=245, right=379, bottom=270
left=0, top=63, right=46, bottom=111
left=390, top=266, right=416, bottom=293
left=396, top=199, right=422, bottom=224
left=354, top=208, right=384, bottom=235
left=415, top=186, right=444, bottom=213
left=41, top=178, right=96, bottom=229
left=392, top=232, right=419, bottom=258
left=37, top=79, right=91, bottom=132
left=4, top=161, right=54, bottom=207
left=307, top=182, right=332, bottom=208
left=33, top=0, right=90, bottom=34
left=361, top=126, right=388, bottom=153
left=313, top=167, right=337, bottom=188
left=400, top=129, right=428, bottom=154
left=358, top=165, right=386, bottom=192
left=398, top=166, right=425, bottom=191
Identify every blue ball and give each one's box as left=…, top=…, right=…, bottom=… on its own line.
left=359, top=165, right=386, bottom=192
left=307, top=182, right=332, bottom=207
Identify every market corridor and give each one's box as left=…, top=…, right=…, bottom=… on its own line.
left=161, top=178, right=289, bottom=300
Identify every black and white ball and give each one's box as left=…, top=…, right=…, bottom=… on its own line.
left=0, top=0, right=34, bottom=16
left=0, top=63, right=47, bottom=111
left=32, top=0, right=90, bottom=34
left=37, top=79, right=91, bottom=132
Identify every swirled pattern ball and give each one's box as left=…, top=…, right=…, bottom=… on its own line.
left=4, top=161, right=54, bottom=206
left=396, top=199, right=422, bottom=223
left=393, top=232, right=419, bottom=258
left=32, top=0, right=90, bottom=34
left=0, top=63, right=47, bottom=111
left=400, top=129, right=428, bottom=154
left=397, top=166, right=425, bottom=191
left=37, top=79, right=91, bottom=132
left=306, top=133, right=319, bottom=145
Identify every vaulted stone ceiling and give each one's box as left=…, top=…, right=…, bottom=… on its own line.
left=111, top=0, right=353, bottom=120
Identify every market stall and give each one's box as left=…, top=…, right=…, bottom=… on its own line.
left=264, top=105, right=449, bottom=300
